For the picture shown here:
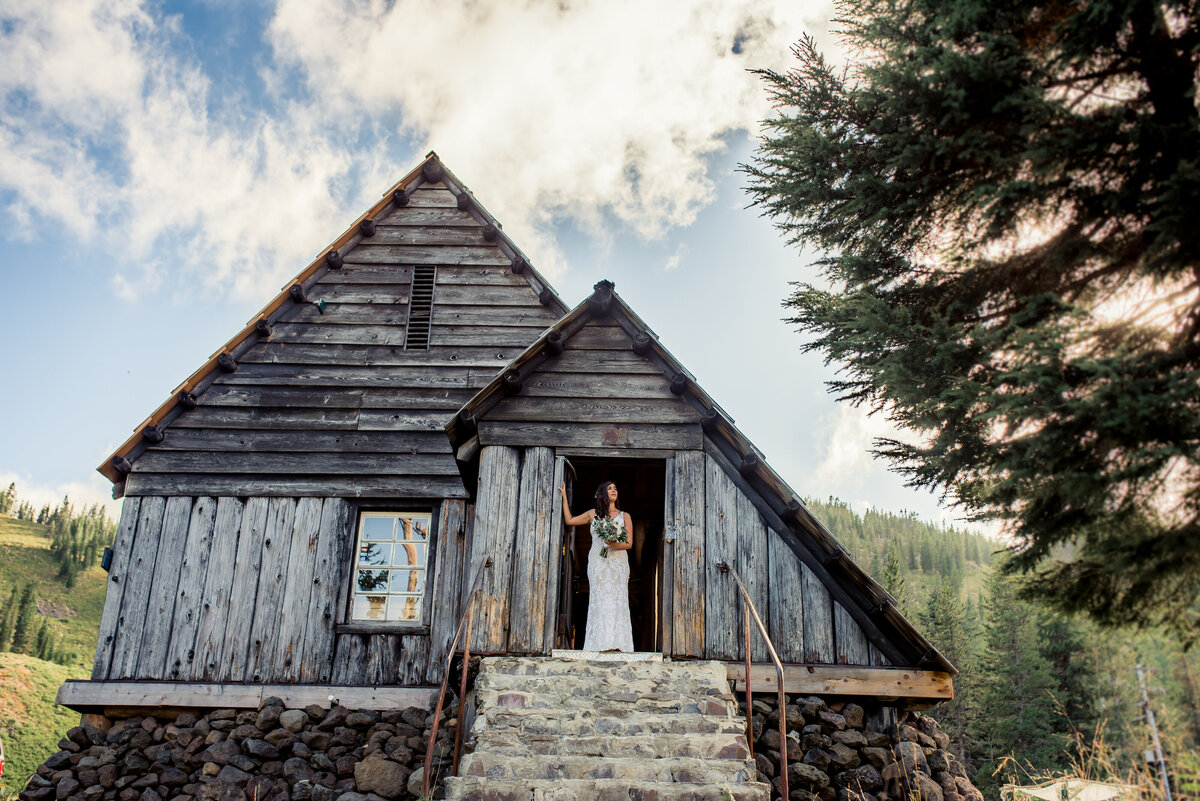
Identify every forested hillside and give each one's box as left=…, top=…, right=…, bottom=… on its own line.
left=807, top=498, right=1200, bottom=799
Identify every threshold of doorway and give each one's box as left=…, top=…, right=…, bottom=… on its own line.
left=550, top=649, right=664, bottom=662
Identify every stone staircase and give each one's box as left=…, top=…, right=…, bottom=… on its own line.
left=445, top=655, right=771, bottom=801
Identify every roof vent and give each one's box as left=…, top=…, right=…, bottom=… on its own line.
left=404, top=266, right=436, bottom=350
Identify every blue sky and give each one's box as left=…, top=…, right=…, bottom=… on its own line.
left=0, top=0, right=958, bottom=528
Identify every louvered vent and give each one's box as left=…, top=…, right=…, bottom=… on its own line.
left=404, top=266, right=436, bottom=350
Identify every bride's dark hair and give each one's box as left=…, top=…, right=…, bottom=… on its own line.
left=594, top=481, right=619, bottom=519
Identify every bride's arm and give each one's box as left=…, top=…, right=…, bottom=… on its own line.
left=560, top=484, right=594, bottom=526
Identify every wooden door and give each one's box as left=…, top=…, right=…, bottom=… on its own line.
left=553, top=456, right=575, bottom=649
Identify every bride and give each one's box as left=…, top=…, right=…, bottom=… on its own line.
left=559, top=480, right=635, bottom=652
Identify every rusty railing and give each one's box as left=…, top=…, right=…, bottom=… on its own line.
left=717, top=560, right=789, bottom=801
left=422, top=556, right=492, bottom=798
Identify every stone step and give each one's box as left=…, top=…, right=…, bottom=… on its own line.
left=458, top=752, right=757, bottom=783
left=479, top=657, right=731, bottom=686
left=476, top=707, right=746, bottom=737
left=476, top=670, right=731, bottom=697
left=476, top=687, right=736, bottom=716
left=472, top=730, right=751, bottom=760
left=444, top=777, right=772, bottom=801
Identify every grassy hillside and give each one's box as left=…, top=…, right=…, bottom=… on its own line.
left=0, top=515, right=105, bottom=794
left=0, top=652, right=85, bottom=797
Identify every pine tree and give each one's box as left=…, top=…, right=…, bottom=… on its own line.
left=0, top=482, right=15, bottom=514
left=972, top=567, right=1064, bottom=792
left=881, top=543, right=909, bottom=615
left=921, top=579, right=978, bottom=767
left=11, top=582, right=37, bottom=653
left=0, top=583, right=17, bottom=650
left=747, top=0, right=1200, bottom=640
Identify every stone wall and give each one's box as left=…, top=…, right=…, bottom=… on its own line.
left=18, top=697, right=456, bottom=801
left=739, top=695, right=984, bottom=801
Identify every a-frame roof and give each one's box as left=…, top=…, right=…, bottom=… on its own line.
left=99, top=153, right=569, bottom=493
left=448, top=280, right=955, bottom=674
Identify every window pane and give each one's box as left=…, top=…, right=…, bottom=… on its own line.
left=389, top=568, right=426, bottom=595
left=357, top=569, right=388, bottom=592
left=362, top=516, right=395, bottom=541
left=387, top=594, right=422, bottom=622
left=354, top=593, right=388, bottom=621
left=359, top=542, right=391, bottom=567
left=399, top=516, right=430, bottom=543
left=391, top=542, right=425, bottom=568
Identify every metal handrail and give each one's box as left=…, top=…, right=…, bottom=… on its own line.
left=422, top=556, right=493, bottom=798
left=718, top=561, right=789, bottom=801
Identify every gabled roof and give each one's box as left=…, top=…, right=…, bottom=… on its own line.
left=447, top=280, right=955, bottom=674
left=99, top=153, right=568, bottom=491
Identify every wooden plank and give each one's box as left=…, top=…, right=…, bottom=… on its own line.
left=660, top=457, right=675, bottom=655
left=266, top=323, right=410, bottom=346
left=429, top=326, right=547, bottom=348
left=478, top=422, right=702, bottom=451
left=125, top=474, right=468, bottom=499
left=402, top=188, right=459, bottom=208
left=432, top=307, right=556, bottom=328
left=357, top=409, right=457, bottom=431
left=377, top=207, right=479, bottom=227
left=170, top=406, right=361, bottom=429
left=93, top=497, right=141, bottom=679
left=360, top=387, right=478, bottom=409
left=768, top=530, right=806, bottom=662
left=345, top=245, right=510, bottom=266
left=301, top=498, right=352, bottom=683
left=507, top=446, right=556, bottom=654
left=284, top=303, right=408, bottom=326
left=870, top=644, right=892, bottom=666
left=193, top=385, right=366, bottom=409
left=704, top=455, right=739, bottom=660
left=239, top=342, right=525, bottom=367
left=271, top=498, right=324, bottom=681
left=58, top=680, right=438, bottom=712
left=434, top=285, right=544, bottom=306
left=371, top=226, right=488, bottom=246
left=398, top=635, right=431, bottom=685
left=214, top=498, right=268, bottom=680
left=426, top=500, right=468, bottom=684
left=468, top=445, right=521, bottom=651
left=517, top=373, right=674, bottom=400
left=671, top=451, right=705, bottom=657
left=152, top=429, right=453, bottom=454
left=536, top=351, right=664, bottom=375
left=802, top=563, right=835, bottom=663
left=563, top=325, right=633, bottom=350
left=191, top=497, right=245, bottom=679
left=164, top=497, right=218, bottom=680
left=330, top=633, right=369, bottom=685
left=543, top=457, right=566, bottom=652
left=314, top=263, right=411, bottom=287
left=725, top=663, right=954, bottom=702
left=311, top=283, right=411, bottom=304
left=245, top=498, right=297, bottom=682
left=134, top=451, right=460, bottom=476
left=364, top=634, right=400, bottom=684
left=436, top=266, right=532, bottom=286
left=135, top=496, right=193, bottom=678
left=835, top=601, right=872, bottom=665
left=736, top=491, right=770, bottom=663
left=215, top=364, right=472, bottom=388
left=110, top=497, right=167, bottom=679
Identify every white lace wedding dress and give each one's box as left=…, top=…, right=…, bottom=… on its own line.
left=582, top=512, right=634, bottom=652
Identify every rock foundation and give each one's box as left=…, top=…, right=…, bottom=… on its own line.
left=19, top=697, right=456, bottom=801
left=739, top=694, right=984, bottom=801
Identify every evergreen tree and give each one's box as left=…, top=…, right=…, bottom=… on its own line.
left=881, top=543, right=909, bottom=615
left=747, top=0, right=1200, bottom=640
left=0, top=482, right=15, bottom=514
left=10, top=582, right=37, bottom=653
left=921, top=579, right=978, bottom=767
left=972, top=567, right=1063, bottom=791
left=1038, top=612, right=1100, bottom=752
left=0, top=583, right=17, bottom=651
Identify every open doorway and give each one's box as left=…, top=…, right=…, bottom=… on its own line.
left=558, top=456, right=665, bottom=653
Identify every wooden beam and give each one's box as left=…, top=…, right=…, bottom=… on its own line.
left=725, top=663, right=953, bottom=703
left=57, top=680, right=438, bottom=712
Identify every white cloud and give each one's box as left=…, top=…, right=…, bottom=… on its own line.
left=664, top=243, right=688, bottom=272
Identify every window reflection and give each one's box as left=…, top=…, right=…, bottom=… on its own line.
left=350, top=512, right=432, bottom=623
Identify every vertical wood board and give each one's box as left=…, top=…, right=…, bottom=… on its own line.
left=767, top=529, right=806, bottom=662
left=802, top=563, right=835, bottom=663
left=704, top=456, right=739, bottom=660
left=245, top=498, right=297, bottom=681
left=93, top=497, right=142, bottom=679
left=191, top=497, right=246, bottom=680
left=659, top=456, right=675, bottom=655
left=271, top=497, right=324, bottom=681
left=136, top=496, right=193, bottom=678
left=214, top=497, right=267, bottom=680
left=331, top=634, right=368, bottom=685
left=467, top=446, right=521, bottom=652
left=670, top=451, right=705, bottom=657
left=736, top=491, right=771, bottom=663
left=301, top=498, right=352, bottom=683
left=164, top=497, right=218, bottom=680
left=426, top=500, right=467, bottom=684
left=542, top=457, right=566, bottom=652
left=110, top=497, right=167, bottom=679
left=507, top=446, right=555, bottom=654
left=835, top=601, right=872, bottom=665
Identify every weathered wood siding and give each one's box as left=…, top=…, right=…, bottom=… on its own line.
left=96, top=494, right=469, bottom=685
left=125, top=183, right=555, bottom=498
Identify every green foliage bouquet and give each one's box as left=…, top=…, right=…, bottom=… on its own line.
left=593, top=517, right=627, bottom=559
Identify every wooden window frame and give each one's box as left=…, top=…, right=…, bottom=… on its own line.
left=336, top=504, right=440, bottom=635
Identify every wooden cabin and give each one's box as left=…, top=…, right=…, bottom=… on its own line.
left=68, top=153, right=953, bottom=714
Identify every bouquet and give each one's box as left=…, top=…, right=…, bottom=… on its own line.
left=593, top=516, right=627, bottom=559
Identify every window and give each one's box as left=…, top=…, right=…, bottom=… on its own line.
left=352, top=511, right=432, bottom=623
